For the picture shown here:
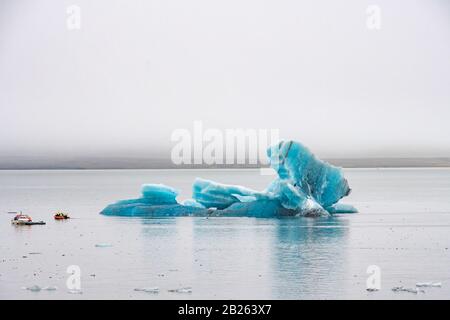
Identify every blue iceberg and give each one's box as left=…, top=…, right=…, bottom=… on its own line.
left=325, top=203, right=358, bottom=214
left=267, top=140, right=351, bottom=208
left=100, top=140, right=357, bottom=217
left=192, top=178, right=273, bottom=209
left=101, top=184, right=208, bottom=217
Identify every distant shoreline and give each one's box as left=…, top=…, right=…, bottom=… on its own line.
left=1, top=157, right=450, bottom=170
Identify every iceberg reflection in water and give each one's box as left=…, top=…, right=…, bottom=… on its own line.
left=134, top=216, right=349, bottom=299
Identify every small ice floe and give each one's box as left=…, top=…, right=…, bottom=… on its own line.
left=168, top=287, right=192, bottom=294
left=24, top=285, right=42, bottom=292
left=95, top=243, right=113, bottom=248
left=134, top=287, right=160, bottom=293
left=24, top=285, right=57, bottom=292
left=392, top=286, right=424, bottom=294
left=416, top=282, right=442, bottom=288
left=42, top=286, right=57, bottom=291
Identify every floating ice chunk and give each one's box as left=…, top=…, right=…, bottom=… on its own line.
left=42, top=286, right=57, bottom=291
left=134, top=287, right=160, bottom=293
left=267, top=140, right=351, bottom=208
left=24, top=285, right=41, bottom=292
left=325, top=203, right=358, bottom=214
left=168, top=287, right=192, bottom=293
left=23, top=285, right=57, bottom=292
left=100, top=140, right=355, bottom=218
left=416, top=282, right=442, bottom=288
left=392, top=286, right=424, bottom=294
left=95, top=243, right=113, bottom=248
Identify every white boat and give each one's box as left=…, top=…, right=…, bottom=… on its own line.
left=11, top=214, right=46, bottom=225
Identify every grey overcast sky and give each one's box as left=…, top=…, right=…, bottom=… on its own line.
left=0, top=0, right=449, bottom=160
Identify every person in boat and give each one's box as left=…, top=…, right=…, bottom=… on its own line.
left=54, top=212, right=69, bottom=219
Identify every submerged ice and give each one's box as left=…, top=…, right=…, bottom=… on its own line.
left=101, top=140, right=357, bottom=217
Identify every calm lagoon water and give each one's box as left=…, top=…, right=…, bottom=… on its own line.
left=1, top=168, right=450, bottom=299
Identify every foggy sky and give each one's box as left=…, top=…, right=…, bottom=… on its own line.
left=1, top=0, right=449, bottom=160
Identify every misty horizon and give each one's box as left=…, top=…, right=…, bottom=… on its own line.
left=1, top=0, right=450, bottom=161
left=1, top=154, right=450, bottom=170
